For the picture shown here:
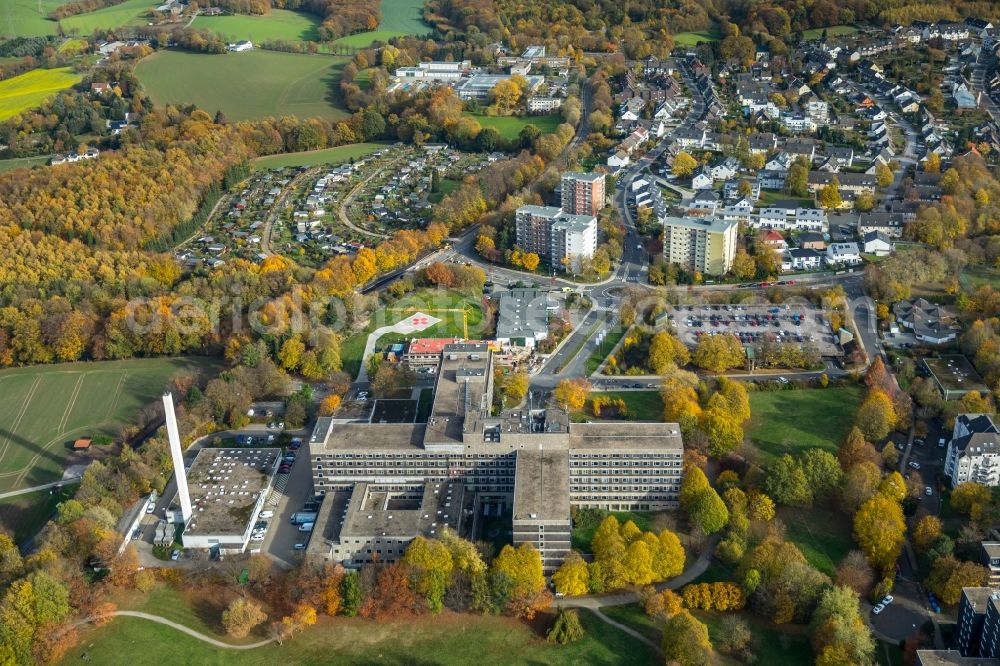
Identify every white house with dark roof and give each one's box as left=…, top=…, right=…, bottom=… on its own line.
left=945, top=414, right=1000, bottom=487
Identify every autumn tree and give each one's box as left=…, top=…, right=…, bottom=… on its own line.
left=662, top=610, right=713, bottom=666
left=552, top=552, right=589, bottom=596
left=926, top=555, right=990, bottom=605
left=673, top=151, right=699, bottom=177
left=360, top=562, right=424, bottom=620
left=554, top=378, right=590, bottom=411
left=855, top=389, right=897, bottom=442
left=835, top=550, right=875, bottom=596
left=649, top=331, right=689, bottom=373
left=403, top=536, right=454, bottom=613
left=222, top=597, right=268, bottom=638
left=818, top=178, right=843, bottom=210
left=318, top=394, right=342, bottom=416
left=547, top=606, right=585, bottom=644
left=491, top=543, right=549, bottom=619
left=811, top=586, right=876, bottom=665
left=875, top=162, right=894, bottom=188
left=951, top=482, right=992, bottom=521
left=692, top=333, right=745, bottom=372
left=641, top=586, right=684, bottom=621
left=853, top=495, right=905, bottom=572
left=913, top=516, right=943, bottom=554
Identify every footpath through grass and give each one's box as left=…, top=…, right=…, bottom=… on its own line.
left=63, top=606, right=657, bottom=665
left=254, top=142, right=383, bottom=169
left=0, top=483, right=78, bottom=544
left=0, top=67, right=82, bottom=121
left=777, top=505, right=853, bottom=576
left=747, top=386, right=862, bottom=461
left=136, top=50, right=350, bottom=122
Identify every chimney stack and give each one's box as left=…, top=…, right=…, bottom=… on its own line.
left=163, top=392, right=192, bottom=523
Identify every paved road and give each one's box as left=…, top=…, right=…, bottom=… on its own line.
left=0, top=476, right=82, bottom=500
left=76, top=611, right=273, bottom=649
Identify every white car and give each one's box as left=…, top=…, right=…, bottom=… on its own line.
left=908, top=460, right=921, bottom=470
left=881, top=595, right=894, bottom=606
left=250, top=534, right=266, bottom=541
left=872, top=604, right=885, bottom=615
left=259, top=510, right=274, bottom=519
left=925, top=486, right=933, bottom=496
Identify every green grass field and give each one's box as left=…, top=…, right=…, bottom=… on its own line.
left=61, top=606, right=657, bottom=665
left=747, top=386, right=862, bottom=461
left=962, top=266, right=1000, bottom=290
left=193, top=9, right=320, bottom=43
left=136, top=50, right=349, bottom=122
left=333, top=0, right=430, bottom=47
left=342, top=289, right=488, bottom=379
left=778, top=506, right=853, bottom=576
left=673, top=26, right=722, bottom=46
left=571, top=509, right=654, bottom=552
left=587, top=324, right=627, bottom=374
left=694, top=610, right=813, bottom=665
left=4, top=0, right=63, bottom=36
left=254, top=142, right=383, bottom=169
left=802, top=25, right=858, bottom=41
left=574, top=390, right=662, bottom=423
left=0, top=357, right=220, bottom=493
left=58, top=0, right=156, bottom=34
left=0, top=483, right=78, bottom=544
left=0, top=155, right=51, bottom=172
left=0, top=67, right=82, bottom=121
left=463, top=112, right=563, bottom=140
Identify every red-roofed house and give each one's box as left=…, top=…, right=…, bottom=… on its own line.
left=760, top=230, right=787, bottom=250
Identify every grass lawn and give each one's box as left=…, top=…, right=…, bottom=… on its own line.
left=747, top=386, right=863, bottom=461
left=601, top=603, right=661, bottom=645
left=694, top=610, right=814, bottom=665
left=253, top=142, right=383, bottom=169
left=62, top=607, right=657, bottom=665
left=342, top=288, right=488, bottom=379
left=5, top=0, right=63, bottom=36
left=194, top=9, right=320, bottom=43
left=673, top=26, right=722, bottom=46
left=0, top=155, right=51, bottom=172
left=573, top=390, right=662, bottom=423
left=691, top=559, right=735, bottom=584
left=757, top=189, right=814, bottom=207
left=0, top=483, right=78, bottom=544
left=57, top=38, right=89, bottom=54
left=462, top=112, right=563, bottom=140
left=876, top=640, right=905, bottom=666
left=0, top=357, right=221, bottom=493
left=777, top=505, right=853, bottom=576
left=587, top=323, right=627, bottom=374
left=802, top=25, right=859, bottom=40
left=136, top=49, right=349, bottom=122
left=962, top=266, right=1000, bottom=290
left=58, top=0, right=156, bottom=34
left=332, top=0, right=430, bottom=47
left=0, top=67, right=82, bottom=121
left=428, top=177, right=462, bottom=203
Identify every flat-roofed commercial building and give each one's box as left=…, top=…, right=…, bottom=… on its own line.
left=561, top=172, right=606, bottom=216
left=308, top=343, right=683, bottom=571
left=662, top=215, right=738, bottom=276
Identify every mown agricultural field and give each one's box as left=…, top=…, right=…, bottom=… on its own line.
left=58, top=0, right=157, bottom=34
left=333, top=0, right=431, bottom=47
left=462, top=112, right=563, bottom=140
left=0, top=357, right=220, bottom=493
left=193, top=9, right=320, bottom=43
left=136, top=49, right=350, bottom=122
left=5, top=0, right=63, bottom=37
left=0, top=67, right=82, bottom=121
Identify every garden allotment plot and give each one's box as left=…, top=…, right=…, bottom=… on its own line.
left=0, top=358, right=218, bottom=493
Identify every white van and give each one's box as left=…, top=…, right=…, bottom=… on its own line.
left=259, top=510, right=274, bottom=519
left=298, top=522, right=314, bottom=532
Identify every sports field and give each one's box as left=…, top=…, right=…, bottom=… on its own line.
left=333, top=0, right=430, bottom=48
left=462, top=112, right=563, bottom=140
left=254, top=142, right=383, bottom=169
left=193, top=9, right=320, bottom=43
left=58, top=0, right=156, bottom=34
left=0, top=357, right=220, bottom=493
left=4, top=0, right=63, bottom=37
left=136, top=50, right=350, bottom=122
left=0, top=67, right=82, bottom=121
left=673, top=26, right=722, bottom=46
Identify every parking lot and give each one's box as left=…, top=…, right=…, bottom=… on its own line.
left=669, top=304, right=841, bottom=357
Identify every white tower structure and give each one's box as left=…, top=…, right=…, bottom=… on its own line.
left=162, top=392, right=193, bottom=523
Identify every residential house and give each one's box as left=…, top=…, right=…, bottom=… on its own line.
left=954, top=82, right=981, bottom=110
left=863, top=231, right=893, bottom=256
left=748, top=132, right=778, bottom=155
left=689, top=189, right=719, bottom=212
left=798, top=232, right=826, bottom=250
left=826, top=242, right=862, bottom=265
left=758, top=170, right=787, bottom=190
left=765, top=152, right=793, bottom=172
left=782, top=248, right=823, bottom=271
left=691, top=166, right=713, bottom=190
left=710, top=157, right=740, bottom=181
left=945, top=414, right=1000, bottom=488
left=807, top=171, right=876, bottom=195
left=760, top=230, right=787, bottom=250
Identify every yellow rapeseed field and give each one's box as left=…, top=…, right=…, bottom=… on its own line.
left=0, top=67, right=82, bottom=121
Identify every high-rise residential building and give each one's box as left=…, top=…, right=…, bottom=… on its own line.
left=515, top=205, right=597, bottom=271
left=958, top=588, right=1000, bottom=658
left=307, top=343, right=684, bottom=571
left=661, top=215, right=738, bottom=276
left=561, top=172, right=606, bottom=216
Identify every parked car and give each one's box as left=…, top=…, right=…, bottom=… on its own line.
left=293, top=543, right=307, bottom=550
left=170, top=549, right=181, bottom=561
left=908, top=461, right=921, bottom=470
left=259, top=510, right=274, bottom=519
left=881, top=595, right=894, bottom=606
left=872, top=604, right=885, bottom=615
left=925, top=486, right=933, bottom=496
left=131, top=527, right=143, bottom=540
